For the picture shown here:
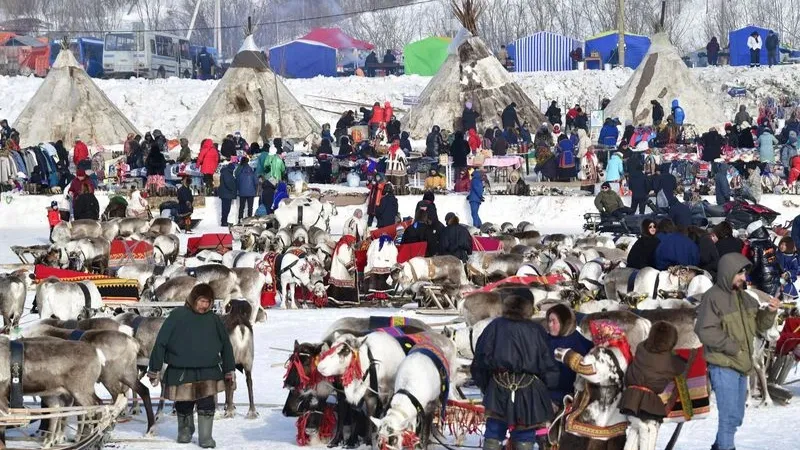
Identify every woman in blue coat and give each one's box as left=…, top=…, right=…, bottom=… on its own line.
left=271, top=181, right=289, bottom=211
left=467, top=169, right=485, bottom=227
left=235, top=157, right=257, bottom=222
left=545, top=304, right=593, bottom=407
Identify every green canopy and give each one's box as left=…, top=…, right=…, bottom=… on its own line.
left=403, top=36, right=452, bottom=76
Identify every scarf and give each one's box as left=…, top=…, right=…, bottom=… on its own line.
left=590, top=320, right=632, bottom=363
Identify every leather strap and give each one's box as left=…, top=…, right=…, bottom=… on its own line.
left=233, top=251, right=247, bottom=267
left=152, top=265, right=166, bottom=276
left=131, top=315, right=145, bottom=337
left=77, top=283, right=92, bottom=310
left=9, top=340, right=23, bottom=408
left=68, top=330, right=85, bottom=341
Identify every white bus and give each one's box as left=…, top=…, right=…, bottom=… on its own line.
left=103, top=30, right=192, bottom=79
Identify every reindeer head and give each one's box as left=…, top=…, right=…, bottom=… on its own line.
left=284, top=340, right=327, bottom=390
left=387, top=264, right=407, bottom=292
left=371, top=410, right=418, bottom=450
left=315, top=335, right=364, bottom=378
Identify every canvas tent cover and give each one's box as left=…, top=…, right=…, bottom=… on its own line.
left=585, top=31, right=651, bottom=68
left=603, top=33, right=727, bottom=131
left=13, top=47, right=139, bottom=146
left=269, top=39, right=337, bottom=78
left=507, top=31, right=582, bottom=72
left=729, top=25, right=774, bottom=66
left=404, top=36, right=452, bottom=76
left=182, top=35, right=320, bottom=142
left=300, top=27, right=374, bottom=50
left=401, top=29, right=545, bottom=138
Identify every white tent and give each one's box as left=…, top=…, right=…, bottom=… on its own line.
left=182, top=34, right=320, bottom=143
left=604, top=33, right=727, bottom=131
left=13, top=47, right=139, bottom=146
left=402, top=29, right=545, bottom=139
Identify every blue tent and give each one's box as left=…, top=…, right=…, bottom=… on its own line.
left=728, top=25, right=775, bottom=66
left=584, top=31, right=651, bottom=69
left=268, top=39, right=337, bottom=79
left=507, top=31, right=582, bottom=72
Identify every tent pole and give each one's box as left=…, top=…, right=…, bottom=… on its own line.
left=617, top=0, right=625, bottom=67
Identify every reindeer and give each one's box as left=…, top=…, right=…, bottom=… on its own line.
left=0, top=336, right=107, bottom=447
left=0, top=270, right=31, bottom=333
left=22, top=324, right=156, bottom=435
left=221, top=300, right=258, bottom=419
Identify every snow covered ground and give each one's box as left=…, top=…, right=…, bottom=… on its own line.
left=3, top=191, right=800, bottom=449
left=0, top=64, right=798, bottom=143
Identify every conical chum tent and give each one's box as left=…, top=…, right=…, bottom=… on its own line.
left=604, top=33, right=727, bottom=131
left=404, top=36, right=452, bottom=76
left=183, top=34, right=320, bottom=143
left=13, top=45, right=139, bottom=146
left=402, top=1, right=545, bottom=138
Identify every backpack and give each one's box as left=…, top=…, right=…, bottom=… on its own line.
left=558, top=148, right=575, bottom=169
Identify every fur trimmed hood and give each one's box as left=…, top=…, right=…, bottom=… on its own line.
left=547, top=303, right=577, bottom=336
left=501, top=288, right=535, bottom=320
left=644, top=320, right=678, bottom=353
left=186, top=283, right=215, bottom=314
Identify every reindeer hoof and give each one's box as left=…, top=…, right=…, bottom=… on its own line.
left=245, top=410, right=259, bottom=420
left=223, top=409, right=236, bottom=419
left=145, top=428, right=156, bottom=438
left=757, top=400, right=774, bottom=408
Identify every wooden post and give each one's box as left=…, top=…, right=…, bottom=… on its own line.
left=617, top=0, right=625, bottom=68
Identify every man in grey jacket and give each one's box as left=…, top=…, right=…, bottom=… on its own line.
left=695, top=253, right=779, bottom=450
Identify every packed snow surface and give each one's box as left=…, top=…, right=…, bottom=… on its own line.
left=2, top=191, right=800, bottom=449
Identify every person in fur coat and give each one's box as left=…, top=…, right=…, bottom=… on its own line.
left=472, top=291, right=559, bottom=450
left=619, top=321, right=686, bottom=450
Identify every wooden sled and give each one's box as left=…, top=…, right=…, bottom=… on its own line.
left=0, top=394, right=126, bottom=450
left=10, top=245, right=51, bottom=265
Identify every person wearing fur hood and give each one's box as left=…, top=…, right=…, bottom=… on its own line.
left=545, top=304, right=593, bottom=407
left=472, top=290, right=560, bottom=450
left=619, top=321, right=686, bottom=450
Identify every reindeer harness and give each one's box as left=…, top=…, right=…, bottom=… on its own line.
left=9, top=340, right=23, bottom=408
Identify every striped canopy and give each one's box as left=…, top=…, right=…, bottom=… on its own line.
left=508, top=31, right=582, bottom=72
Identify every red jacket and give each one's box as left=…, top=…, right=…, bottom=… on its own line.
left=68, top=177, right=94, bottom=199
left=197, top=139, right=220, bottom=175
left=73, top=141, right=89, bottom=165
left=384, top=102, right=394, bottom=121
left=789, top=156, right=800, bottom=184
left=454, top=174, right=470, bottom=192
left=47, top=209, right=61, bottom=227
left=369, top=105, right=386, bottom=125
left=467, top=129, right=481, bottom=151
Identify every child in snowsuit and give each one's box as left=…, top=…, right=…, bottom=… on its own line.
left=47, top=201, right=61, bottom=242
left=777, top=236, right=800, bottom=299
left=619, top=321, right=686, bottom=450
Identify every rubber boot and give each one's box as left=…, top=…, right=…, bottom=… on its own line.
left=197, top=411, right=216, bottom=448
left=513, top=442, right=534, bottom=450
left=483, top=439, right=503, bottom=450
left=176, top=413, right=195, bottom=444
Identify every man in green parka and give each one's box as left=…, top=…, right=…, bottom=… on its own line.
left=148, top=284, right=235, bottom=448
left=695, top=253, right=779, bottom=450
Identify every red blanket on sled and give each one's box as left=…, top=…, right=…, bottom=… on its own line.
left=34, top=265, right=110, bottom=282
left=777, top=317, right=800, bottom=356
left=472, top=236, right=502, bottom=252
left=369, top=220, right=413, bottom=240
left=186, top=233, right=233, bottom=256
left=109, top=239, right=154, bottom=268
left=658, top=347, right=710, bottom=422
left=355, top=242, right=427, bottom=272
